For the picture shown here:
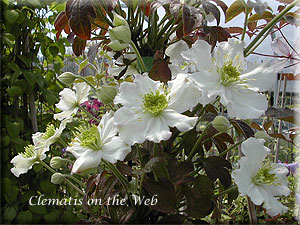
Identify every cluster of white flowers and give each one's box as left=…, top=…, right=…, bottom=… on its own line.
left=10, top=36, right=291, bottom=217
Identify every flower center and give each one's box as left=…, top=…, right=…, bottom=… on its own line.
left=218, top=60, right=241, bottom=85
left=253, top=162, right=280, bottom=186
left=142, top=90, right=168, bottom=116
left=21, top=145, right=36, bottom=158
left=42, top=124, right=56, bottom=139
left=76, top=125, right=103, bottom=151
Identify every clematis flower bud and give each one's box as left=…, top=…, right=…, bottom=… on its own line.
left=254, top=130, right=272, bottom=142
left=58, top=72, right=76, bottom=85
left=97, top=86, right=117, bottom=104
left=51, top=173, right=64, bottom=184
left=50, top=156, right=64, bottom=169
left=108, top=12, right=131, bottom=51
left=212, top=116, right=230, bottom=132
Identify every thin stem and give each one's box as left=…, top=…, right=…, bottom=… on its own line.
left=102, top=160, right=129, bottom=189
left=75, top=76, right=97, bottom=91
left=78, top=104, right=101, bottom=122
left=38, top=160, right=85, bottom=195
left=130, top=40, right=146, bottom=73
left=244, top=0, right=300, bottom=55
left=58, top=137, right=68, bottom=148
left=64, top=174, right=86, bottom=189
left=187, top=123, right=211, bottom=161
left=213, top=185, right=238, bottom=197
left=241, top=0, right=249, bottom=41
left=218, top=139, right=245, bottom=157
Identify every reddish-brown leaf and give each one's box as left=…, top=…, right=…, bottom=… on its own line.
left=66, top=0, right=96, bottom=40
left=263, top=120, right=273, bottom=131
left=72, top=37, right=87, bottom=56
left=250, top=121, right=263, bottom=131
left=149, top=50, right=171, bottom=83
left=226, top=26, right=243, bottom=34
left=54, top=11, right=70, bottom=40
left=210, top=0, right=228, bottom=15
left=203, top=1, right=221, bottom=25
left=247, top=21, right=257, bottom=32
left=183, top=3, right=202, bottom=36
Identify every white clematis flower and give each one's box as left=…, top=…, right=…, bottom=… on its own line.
left=182, top=38, right=276, bottom=119
left=32, top=117, right=72, bottom=148
left=54, top=83, right=90, bottom=121
left=113, top=74, right=200, bottom=145
left=67, top=112, right=131, bottom=174
left=232, top=138, right=290, bottom=217
left=11, top=144, right=48, bottom=177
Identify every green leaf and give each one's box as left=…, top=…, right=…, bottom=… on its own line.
left=3, top=207, right=17, bottom=222
left=18, top=55, right=31, bottom=67
left=8, top=62, right=22, bottom=75
left=44, top=211, right=58, bottom=224
left=40, top=180, right=55, bottom=194
left=4, top=9, right=19, bottom=24
left=49, top=45, right=59, bottom=57
left=29, top=204, right=47, bottom=215
left=7, top=121, right=21, bottom=137
left=17, top=210, right=32, bottom=224
left=225, top=0, right=245, bottom=23
left=78, top=59, right=89, bottom=73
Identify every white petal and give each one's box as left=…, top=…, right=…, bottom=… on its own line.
left=214, top=38, right=245, bottom=67
left=10, top=154, right=37, bottom=177
left=47, top=117, right=73, bottom=146
left=145, top=116, right=172, bottom=143
left=114, top=81, right=143, bottom=108
left=54, top=108, right=78, bottom=121
left=162, top=109, right=197, bottom=132
left=74, top=82, right=90, bottom=104
left=240, top=61, right=276, bottom=91
left=191, top=71, right=220, bottom=105
left=67, top=142, right=90, bottom=159
left=101, top=136, right=131, bottom=163
left=56, top=88, right=76, bottom=111
left=247, top=184, right=265, bottom=206
left=32, top=132, right=46, bottom=148
left=167, top=74, right=202, bottom=113
left=134, top=74, right=162, bottom=95
left=220, top=84, right=268, bottom=119
left=71, top=149, right=102, bottom=174
left=271, top=37, right=290, bottom=56
left=241, top=138, right=270, bottom=164
left=166, top=40, right=189, bottom=65
left=182, top=40, right=214, bottom=71
left=261, top=187, right=289, bottom=217
left=99, top=111, right=118, bottom=141
left=114, top=107, right=149, bottom=145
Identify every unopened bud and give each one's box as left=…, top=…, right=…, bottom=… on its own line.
left=97, top=86, right=117, bottom=104
left=58, top=72, right=76, bottom=85
left=50, top=156, right=63, bottom=169
left=254, top=131, right=272, bottom=142
left=108, top=12, right=131, bottom=51
left=212, top=116, right=230, bottom=132
left=51, top=173, right=64, bottom=184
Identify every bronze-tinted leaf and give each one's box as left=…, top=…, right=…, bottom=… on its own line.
left=169, top=0, right=182, bottom=19
left=230, top=119, right=254, bottom=138
left=226, top=26, right=243, bottom=34
left=87, top=42, right=101, bottom=64
left=143, top=177, right=177, bottom=213
left=265, top=107, right=300, bottom=125
left=210, top=0, right=228, bottom=15
left=182, top=3, right=202, bottom=36
left=66, top=0, right=96, bottom=40
left=250, top=121, right=263, bottom=131
left=149, top=50, right=171, bottom=83
left=54, top=11, right=70, bottom=40
left=201, top=156, right=232, bottom=187
left=202, top=2, right=221, bottom=25
left=225, top=0, right=245, bottom=23
left=72, top=37, right=87, bottom=56
left=263, top=120, right=273, bottom=131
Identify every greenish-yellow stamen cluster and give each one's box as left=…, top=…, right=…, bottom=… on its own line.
left=21, top=145, right=36, bottom=158
left=76, top=125, right=102, bottom=151
left=42, top=124, right=56, bottom=139
left=253, top=162, right=280, bottom=186
left=142, top=90, right=168, bottom=116
left=218, top=60, right=241, bottom=85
